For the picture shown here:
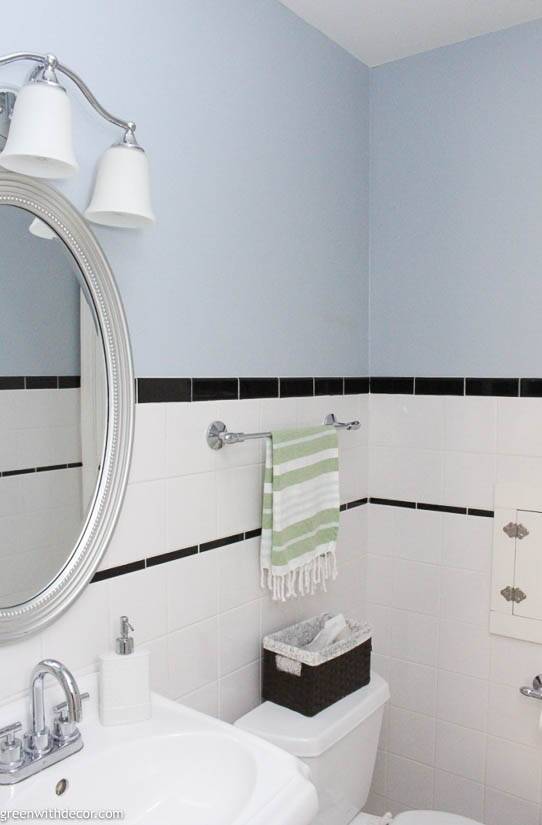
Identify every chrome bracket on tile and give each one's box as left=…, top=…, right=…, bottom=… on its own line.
left=520, top=675, right=542, bottom=700
left=503, top=521, right=529, bottom=540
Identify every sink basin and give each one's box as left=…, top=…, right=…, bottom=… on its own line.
left=0, top=674, right=318, bottom=824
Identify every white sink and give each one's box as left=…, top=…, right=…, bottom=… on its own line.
left=0, top=675, right=318, bottom=824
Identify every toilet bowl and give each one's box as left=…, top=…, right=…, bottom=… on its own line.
left=235, top=671, right=482, bottom=825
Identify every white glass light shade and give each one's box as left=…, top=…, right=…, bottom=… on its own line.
left=84, top=144, right=155, bottom=229
left=28, top=217, right=57, bottom=239
left=0, top=83, right=78, bottom=179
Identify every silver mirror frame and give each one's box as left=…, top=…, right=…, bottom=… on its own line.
left=0, top=172, right=134, bottom=642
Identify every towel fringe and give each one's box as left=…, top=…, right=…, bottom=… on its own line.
left=263, top=549, right=338, bottom=602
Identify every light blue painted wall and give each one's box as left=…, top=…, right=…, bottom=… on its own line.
left=0, top=206, right=80, bottom=374
left=370, top=20, right=542, bottom=377
left=1, top=0, right=370, bottom=377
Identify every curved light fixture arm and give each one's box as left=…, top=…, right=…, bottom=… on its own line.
left=0, top=52, right=135, bottom=136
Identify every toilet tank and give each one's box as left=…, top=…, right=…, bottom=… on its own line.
left=235, top=671, right=390, bottom=825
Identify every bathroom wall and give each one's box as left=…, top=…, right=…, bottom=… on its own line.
left=367, top=19, right=542, bottom=825
left=0, top=0, right=370, bottom=378
left=365, top=387, right=542, bottom=825
left=370, top=19, right=542, bottom=377
left=0, top=207, right=80, bottom=375
left=0, top=387, right=368, bottom=723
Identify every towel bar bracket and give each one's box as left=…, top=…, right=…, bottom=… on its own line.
left=206, top=414, right=361, bottom=450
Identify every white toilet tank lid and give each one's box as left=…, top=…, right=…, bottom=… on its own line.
left=395, top=812, right=483, bottom=825
left=234, top=671, right=390, bottom=757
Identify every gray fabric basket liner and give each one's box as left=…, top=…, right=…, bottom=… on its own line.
left=263, top=612, right=372, bottom=667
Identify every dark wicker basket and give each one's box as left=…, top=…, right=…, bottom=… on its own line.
left=262, top=635, right=372, bottom=717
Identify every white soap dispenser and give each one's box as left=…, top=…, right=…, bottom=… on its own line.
left=99, top=615, right=151, bottom=726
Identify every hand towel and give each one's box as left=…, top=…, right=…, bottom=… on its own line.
left=261, top=426, right=340, bottom=601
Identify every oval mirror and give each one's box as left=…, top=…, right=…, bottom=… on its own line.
left=0, top=173, right=133, bottom=641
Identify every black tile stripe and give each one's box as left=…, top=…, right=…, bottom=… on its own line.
left=146, top=546, right=198, bottom=567
left=92, top=500, right=367, bottom=581
left=91, top=496, right=494, bottom=583
left=370, top=377, right=414, bottom=394
left=369, top=497, right=495, bottom=518
left=466, top=378, right=519, bottom=397
left=91, top=560, right=146, bottom=582
left=0, top=377, right=24, bottom=390
left=315, top=377, right=343, bottom=396
left=418, top=502, right=467, bottom=515
left=240, top=378, right=278, bottom=399
left=347, top=498, right=368, bottom=509
left=468, top=508, right=494, bottom=518
left=0, top=376, right=81, bottom=391
left=1, top=462, right=82, bottom=478
left=369, top=497, right=416, bottom=509
left=200, top=533, right=244, bottom=553
left=415, top=377, right=464, bottom=396
left=133, top=375, right=542, bottom=401
left=280, top=377, right=314, bottom=398
left=520, top=378, right=542, bottom=397
left=58, top=376, right=81, bottom=389
left=193, top=378, right=238, bottom=402
left=137, top=378, right=191, bottom=404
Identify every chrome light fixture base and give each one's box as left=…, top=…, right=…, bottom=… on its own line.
left=0, top=88, right=17, bottom=151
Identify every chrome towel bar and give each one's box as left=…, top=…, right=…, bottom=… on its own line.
left=206, top=412, right=361, bottom=450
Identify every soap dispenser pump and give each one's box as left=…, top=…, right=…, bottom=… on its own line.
left=99, top=615, right=151, bottom=726
left=117, top=615, right=135, bottom=655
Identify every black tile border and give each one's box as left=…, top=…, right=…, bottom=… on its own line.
left=520, top=378, right=542, bottom=397
left=91, top=499, right=366, bottom=583
left=370, top=497, right=416, bottom=509
left=280, top=377, right=314, bottom=398
left=134, top=374, right=542, bottom=402
left=466, top=378, right=519, bottom=397
left=90, top=494, right=496, bottom=584
left=137, top=378, right=191, bottom=404
left=370, top=377, right=414, bottom=394
left=240, top=378, right=278, bottom=400
left=0, top=376, right=81, bottom=391
left=315, top=377, right=343, bottom=396
left=370, top=497, right=495, bottom=518
left=415, top=377, right=464, bottom=396
left=91, top=560, right=146, bottom=582
left=135, top=376, right=371, bottom=403
left=193, top=377, right=238, bottom=402
left=1, top=462, right=82, bottom=478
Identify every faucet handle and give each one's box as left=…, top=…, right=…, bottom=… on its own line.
left=52, top=693, right=89, bottom=744
left=53, top=691, right=90, bottom=719
left=0, top=722, right=24, bottom=770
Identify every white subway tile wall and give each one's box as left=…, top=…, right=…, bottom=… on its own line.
left=0, top=388, right=82, bottom=603
left=0, top=394, right=368, bottom=731
left=4, top=387, right=542, bottom=824
left=366, top=392, right=542, bottom=823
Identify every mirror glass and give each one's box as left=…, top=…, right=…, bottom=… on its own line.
left=0, top=205, right=107, bottom=607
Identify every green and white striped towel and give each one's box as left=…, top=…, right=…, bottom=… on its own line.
left=261, top=426, right=340, bottom=601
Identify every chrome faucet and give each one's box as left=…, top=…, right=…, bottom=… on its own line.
left=0, top=659, right=88, bottom=785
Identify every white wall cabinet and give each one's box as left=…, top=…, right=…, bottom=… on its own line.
left=491, top=485, right=542, bottom=642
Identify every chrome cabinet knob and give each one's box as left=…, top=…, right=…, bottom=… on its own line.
left=0, top=722, right=24, bottom=770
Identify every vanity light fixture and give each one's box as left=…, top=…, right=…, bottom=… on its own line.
left=0, top=53, right=154, bottom=228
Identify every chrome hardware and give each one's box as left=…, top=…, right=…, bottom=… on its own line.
left=53, top=693, right=90, bottom=744
left=500, top=585, right=527, bottom=604
left=520, top=674, right=542, bottom=700
left=503, top=522, right=529, bottom=540
left=0, top=659, right=85, bottom=785
left=206, top=413, right=361, bottom=450
left=0, top=722, right=23, bottom=770
left=116, top=615, right=135, bottom=656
